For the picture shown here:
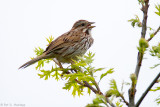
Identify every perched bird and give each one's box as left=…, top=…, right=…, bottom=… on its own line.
left=19, top=20, right=95, bottom=69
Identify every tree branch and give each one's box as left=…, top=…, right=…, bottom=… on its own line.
left=135, top=72, right=160, bottom=107
left=55, top=62, right=116, bottom=107
left=135, top=0, right=149, bottom=79
left=147, top=26, right=160, bottom=42
left=129, top=1, right=150, bottom=107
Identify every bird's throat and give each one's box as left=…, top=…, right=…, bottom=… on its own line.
left=85, top=29, right=91, bottom=35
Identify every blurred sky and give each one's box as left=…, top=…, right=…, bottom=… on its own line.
left=0, top=0, right=160, bottom=107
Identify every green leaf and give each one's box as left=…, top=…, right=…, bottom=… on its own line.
left=46, top=36, right=54, bottom=44
left=38, top=69, right=53, bottom=80
left=139, top=38, right=149, bottom=48
left=108, top=79, right=120, bottom=97
left=147, top=27, right=154, bottom=31
left=87, top=88, right=91, bottom=95
left=35, top=59, right=52, bottom=70
left=37, top=66, right=62, bottom=80
left=94, top=68, right=105, bottom=73
left=155, top=96, right=160, bottom=105
left=138, top=0, right=144, bottom=5
left=150, top=33, right=154, bottom=38
left=150, top=63, right=160, bottom=69
left=138, top=38, right=149, bottom=54
left=105, top=89, right=113, bottom=97
left=63, top=80, right=83, bottom=97
left=84, top=52, right=95, bottom=64
left=38, top=73, right=45, bottom=78
left=99, top=68, right=114, bottom=81
left=34, top=47, right=44, bottom=56
left=150, top=87, right=160, bottom=91
left=63, top=81, right=74, bottom=91
left=150, top=43, right=160, bottom=59
left=72, top=84, right=77, bottom=96
left=116, top=101, right=123, bottom=107
left=64, top=72, right=95, bottom=83
left=71, top=57, right=87, bottom=68
left=87, top=94, right=107, bottom=107
left=36, top=60, right=45, bottom=70
left=155, top=4, right=160, bottom=16
left=128, top=15, right=142, bottom=27
left=51, top=67, right=61, bottom=81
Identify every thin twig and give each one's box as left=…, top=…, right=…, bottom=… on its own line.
left=135, top=72, right=160, bottom=107
left=74, top=79, right=84, bottom=86
left=93, top=80, right=101, bottom=94
left=147, top=26, right=160, bottom=42
left=120, top=94, right=129, bottom=106
left=83, top=81, right=98, bottom=94
left=74, top=79, right=99, bottom=94
left=105, top=97, right=116, bottom=107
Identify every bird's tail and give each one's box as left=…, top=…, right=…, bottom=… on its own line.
left=19, top=54, right=48, bottom=69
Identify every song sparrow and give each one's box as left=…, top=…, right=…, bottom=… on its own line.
left=19, top=20, right=95, bottom=69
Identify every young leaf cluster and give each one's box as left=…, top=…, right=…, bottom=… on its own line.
left=137, top=38, right=149, bottom=54
left=46, top=36, right=54, bottom=44
left=62, top=52, right=114, bottom=97
left=34, top=47, right=52, bottom=70
left=86, top=94, right=108, bottom=107
left=128, top=15, right=142, bottom=27
left=38, top=67, right=61, bottom=81
left=149, top=43, right=160, bottom=69
left=155, top=4, right=160, bottom=16
left=33, top=36, right=54, bottom=70
left=150, top=43, right=160, bottom=58
left=105, top=79, right=120, bottom=97
left=138, top=0, right=145, bottom=5
left=151, top=87, right=160, bottom=105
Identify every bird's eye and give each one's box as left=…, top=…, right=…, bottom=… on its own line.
left=81, top=23, right=85, bottom=26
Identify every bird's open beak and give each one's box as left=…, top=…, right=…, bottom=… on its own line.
left=88, top=22, right=95, bottom=29
left=89, top=26, right=96, bottom=29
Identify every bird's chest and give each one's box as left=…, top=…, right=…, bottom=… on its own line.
left=71, top=36, right=93, bottom=57
left=80, top=36, right=93, bottom=50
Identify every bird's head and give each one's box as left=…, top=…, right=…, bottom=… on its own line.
left=72, top=20, right=95, bottom=33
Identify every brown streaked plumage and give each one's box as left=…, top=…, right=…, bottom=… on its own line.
left=19, top=20, right=95, bottom=69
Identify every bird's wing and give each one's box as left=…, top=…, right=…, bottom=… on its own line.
left=44, top=30, right=83, bottom=55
